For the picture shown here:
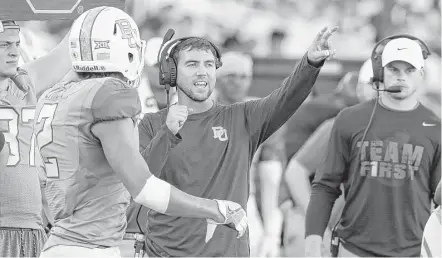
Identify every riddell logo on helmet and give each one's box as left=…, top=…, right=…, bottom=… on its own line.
left=73, top=65, right=105, bottom=72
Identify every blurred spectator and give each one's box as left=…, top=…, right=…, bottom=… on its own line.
left=270, top=29, right=287, bottom=57
left=22, top=0, right=440, bottom=60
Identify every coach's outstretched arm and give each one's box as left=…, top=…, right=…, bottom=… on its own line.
left=241, top=26, right=337, bottom=148
left=92, top=117, right=248, bottom=238
left=304, top=111, right=349, bottom=257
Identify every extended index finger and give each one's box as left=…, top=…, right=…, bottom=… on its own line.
left=322, top=26, right=339, bottom=41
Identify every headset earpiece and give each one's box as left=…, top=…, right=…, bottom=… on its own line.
left=370, top=34, right=431, bottom=87
left=167, top=57, right=177, bottom=87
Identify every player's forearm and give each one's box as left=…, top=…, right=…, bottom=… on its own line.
left=305, top=183, right=339, bottom=238
left=133, top=175, right=222, bottom=221
left=139, top=123, right=181, bottom=176
left=127, top=146, right=220, bottom=220
left=285, top=158, right=311, bottom=213
left=167, top=187, right=222, bottom=221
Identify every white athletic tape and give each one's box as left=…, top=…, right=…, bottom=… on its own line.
left=134, top=176, right=171, bottom=214
left=205, top=200, right=225, bottom=243
left=205, top=223, right=217, bottom=243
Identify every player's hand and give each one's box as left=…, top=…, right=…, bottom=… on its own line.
left=11, top=68, right=31, bottom=93
left=205, top=200, right=248, bottom=242
left=166, top=104, right=192, bottom=135
left=11, top=68, right=37, bottom=103
left=307, top=26, right=338, bottom=65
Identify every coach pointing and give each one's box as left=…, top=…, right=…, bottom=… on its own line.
left=136, top=26, right=338, bottom=257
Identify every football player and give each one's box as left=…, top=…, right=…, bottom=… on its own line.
left=0, top=20, right=72, bottom=257
left=35, top=7, right=247, bottom=257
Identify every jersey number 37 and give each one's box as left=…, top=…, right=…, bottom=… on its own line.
left=0, top=104, right=59, bottom=178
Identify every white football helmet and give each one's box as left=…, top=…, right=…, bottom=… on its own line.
left=69, top=6, right=145, bottom=82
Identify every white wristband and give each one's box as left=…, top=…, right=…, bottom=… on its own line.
left=134, top=176, right=171, bottom=213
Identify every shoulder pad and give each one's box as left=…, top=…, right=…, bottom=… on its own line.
left=91, top=78, right=141, bottom=123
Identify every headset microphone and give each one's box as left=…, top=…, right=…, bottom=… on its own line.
left=157, top=29, right=175, bottom=66
left=371, top=83, right=403, bottom=93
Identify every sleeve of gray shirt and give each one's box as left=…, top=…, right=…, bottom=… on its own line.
left=296, top=118, right=335, bottom=174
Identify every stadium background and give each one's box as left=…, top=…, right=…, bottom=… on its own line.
left=15, top=0, right=441, bottom=97
left=8, top=0, right=441, bottom=256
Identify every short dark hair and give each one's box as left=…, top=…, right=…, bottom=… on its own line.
left=171, top=38, right=220, bottom=66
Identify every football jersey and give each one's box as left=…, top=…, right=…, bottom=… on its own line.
left=0, top=80, right=43, bottom=229
left=34, top=77, right=141, bottom=250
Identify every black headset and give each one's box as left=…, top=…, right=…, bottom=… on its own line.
left=157, top=29, right=223, bottom=87
left=370, top=34, right=431, bottom=87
